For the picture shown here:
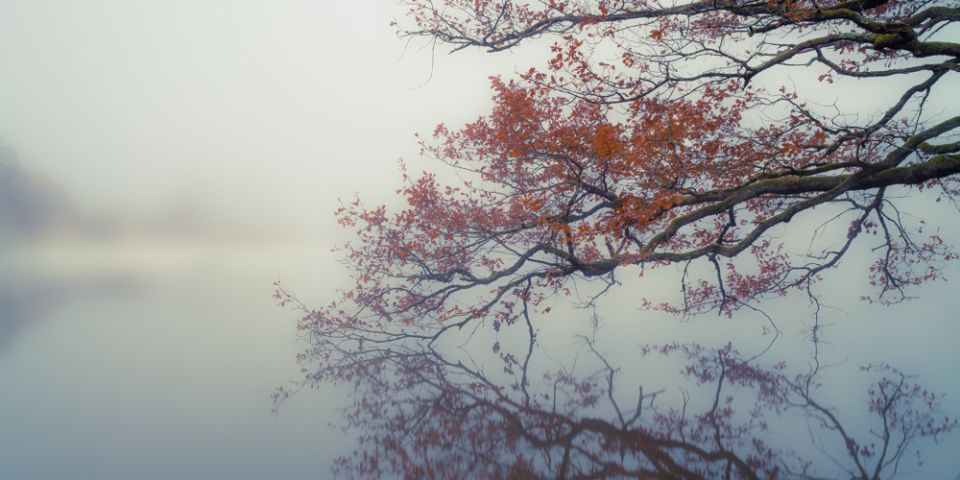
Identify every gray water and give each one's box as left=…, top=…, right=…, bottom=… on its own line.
left=1, top=0, right=958, bottom=477
left=0, top=239, right=350, bottom=479
left=2, top=235, right=957, bottom=478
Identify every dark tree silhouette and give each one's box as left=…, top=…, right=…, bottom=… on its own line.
left=0, top=145, right=69, bottom=238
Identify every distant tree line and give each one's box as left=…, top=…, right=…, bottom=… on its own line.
left=0, top=145, right=69, bottom=239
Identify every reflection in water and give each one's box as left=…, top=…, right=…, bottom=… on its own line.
left=2, top=148, right=955, bottom=478
left=278, top=306, right=956, bottom=479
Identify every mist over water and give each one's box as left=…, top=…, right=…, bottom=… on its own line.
left=0, top=238, right=347, bottom=479
left=0, top=150, right=356, bottom=478
left=1, top=1, right=959, bottom=479
left=0, top=1, right=523, bottom=477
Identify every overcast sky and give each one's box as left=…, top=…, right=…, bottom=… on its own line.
left=0, top=0, right=535, bottom=236
left=0, top=2, right=529, bottom=478
left=0, top=1, right=958, bottom=479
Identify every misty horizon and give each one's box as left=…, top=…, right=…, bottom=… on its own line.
left=2, top=1, right=959, bottom=479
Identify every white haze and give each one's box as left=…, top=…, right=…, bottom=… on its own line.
left=0, top=1, right=958, bottom=479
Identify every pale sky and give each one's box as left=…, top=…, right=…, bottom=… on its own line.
left=0, top=0, right=529, bottom=234
left=0, top=2, right=958, bottom=479
left=0, top=2, right=532, bottom=478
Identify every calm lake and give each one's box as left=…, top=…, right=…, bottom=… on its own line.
left=1, top=236, right=958, bottom=478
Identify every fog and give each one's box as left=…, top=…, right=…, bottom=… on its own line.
left=0, top=0, right=525, bottom=223
left=0, top=1, right=529, bottom=478
left=1, top=1, right=958, bottom=479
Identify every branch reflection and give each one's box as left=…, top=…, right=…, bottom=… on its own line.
left=278, top=312, right=955, bottom=479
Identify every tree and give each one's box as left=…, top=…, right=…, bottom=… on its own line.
left=311, top=0, right=960, bottom=339
left=275, top=2, right=960, bottom=475
left=0, top=145, right=69, bottom=239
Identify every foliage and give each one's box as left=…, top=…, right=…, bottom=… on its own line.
left=316, top=0, right=960, bottom=339
left=277, top=2, right=960, bottom=476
